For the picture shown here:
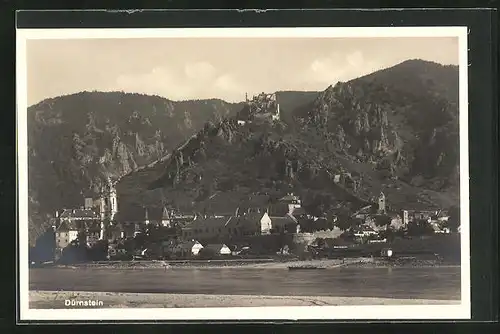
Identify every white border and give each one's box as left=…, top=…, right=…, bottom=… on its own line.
left=16, top=26, right=470, bottom=321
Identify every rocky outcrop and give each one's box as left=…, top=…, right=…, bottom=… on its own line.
left=130, top=60, right=459, bottom=218
left=27, top=91, right=242, bottom=243
left=298, top=60, right=459, bottom=192
left=27, top=60, right=460, bottom=244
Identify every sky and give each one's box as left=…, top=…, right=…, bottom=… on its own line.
left=26, top=37, right=459, bottom=106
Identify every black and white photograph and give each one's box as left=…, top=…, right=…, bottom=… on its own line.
left=17, top=27, right=470, bottom=321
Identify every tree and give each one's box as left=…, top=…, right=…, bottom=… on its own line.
left=374, top=215, right=392, bottom=227
left=446, top=206, right=460, bottom=232
left=87, top=239, right=109, bottom=261
left=198, top=247, right=217, bottom=260
left=60, top=231, right=89, bottom=264
left=336, top=217, right=363, bottom=231
left=133, top=232, right=147, bottom=250
left=303, top=193, right=333, bottom=218
left=298, top=218, right=314, bottom=233
left=315, top=238, right=326, bottom=248
left=32, top=228, right=56, bottom=263
left=379, top=228, right=396, bottom=242
left=407, top=219, right=434, bottom=236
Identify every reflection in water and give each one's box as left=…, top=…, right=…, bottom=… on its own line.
left=29, top=266, right=461, bottom=300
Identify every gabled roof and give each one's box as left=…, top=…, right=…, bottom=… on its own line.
left=161, top=240, right=176, bottom=247
left=269, top=203, right=290, bottom=216
left=85, top=220, right=101, bottom=231
left=403, top=209, right=440, bottom=214
left=430, top=224, right=442, bottom=232
left=279, top=194, right=300, bottom=202
left=194, top=191, right=270, bottom=216
left=352, top=205, right=373, bottom=217
left=59, top=208, right=100, bottom=219
left=108, top=223, right=124, bottom=232
left=56, top=220, right=76, bottom=232
left=290, top=207, right=307, bottom=216
left=353, top=225, right=376, bottom=233
left=115, top=205, right=167, bottom=222
left=239, top=212, right=264, bottom=224
left=183, top=216, right=232, bottom=230
left=162, top=207, right=171, bottom=220
left=177, top=241, right=203, bottom=250
left=329, top=238, right=355, bottom=247
left=204, top=244, right=229, bottom=252
left=269, top=215, right=297, bottom=227
left=285, top=213, right=298, bottom=224
left=57, top=218, right=82, bottom=231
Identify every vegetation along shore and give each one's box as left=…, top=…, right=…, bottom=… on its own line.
left=36, top=256, right=459, bottom=270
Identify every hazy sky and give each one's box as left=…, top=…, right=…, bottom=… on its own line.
left=26, top=37, right=458, bottom=106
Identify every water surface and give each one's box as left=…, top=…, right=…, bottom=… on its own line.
left=29, top=266, right=461, bottom=300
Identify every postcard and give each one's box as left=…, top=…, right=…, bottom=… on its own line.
left=17, top=26, right=470, bottom=321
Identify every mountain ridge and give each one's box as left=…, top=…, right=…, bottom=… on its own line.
left=27, top=59, right=460, bottom=244
left=27, top=91, right=244, bottom=244
left=116, top=60, right=459, bottom=221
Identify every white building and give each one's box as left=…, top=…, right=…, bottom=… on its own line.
left=204, top=244, right=232, bottom=255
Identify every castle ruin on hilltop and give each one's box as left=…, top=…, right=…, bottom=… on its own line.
left=237, top=92, right=280, bottom=125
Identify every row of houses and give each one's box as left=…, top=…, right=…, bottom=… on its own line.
left=52, top=206, right=175, bottom=249
left=52, top=191, right=305, bottom=257
left=52, top=185, right=453, bottom=261
left=353, top=192, right=450, bottom=228
left=159, top=240, right=231, bottom=258
left=180, top=211, right=300, bottom=240
left=237, top=92, right=281, bottom=125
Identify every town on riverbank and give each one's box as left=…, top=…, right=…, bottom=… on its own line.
left=30, top=186, right=461, bottom=268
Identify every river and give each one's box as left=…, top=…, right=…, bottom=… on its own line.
left=29, top=266, right=461, bottom=300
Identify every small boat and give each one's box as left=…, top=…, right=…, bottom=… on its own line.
left=288, top=265, right=326, bottom=270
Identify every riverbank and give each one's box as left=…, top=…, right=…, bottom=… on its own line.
left=343, top=258, right=460, bottom=268
left=29, top=290, right=461, bottom=309
left=45, top=257, right=459, bottom=270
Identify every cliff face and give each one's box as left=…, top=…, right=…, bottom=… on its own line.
left=27, top=91, right=242, bottom=244
left=298, top=73, right=459, bottom=191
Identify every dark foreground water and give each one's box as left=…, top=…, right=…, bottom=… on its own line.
left=29, top=266, right=461, bottom=300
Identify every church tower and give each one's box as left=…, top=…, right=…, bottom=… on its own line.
left=98, top=177, right=118, bottom=221
left=378, top=192, right=386, bottom=214
left=108, top=178, right=118, bottom=221
left=161, top=207, right=171, bottom=227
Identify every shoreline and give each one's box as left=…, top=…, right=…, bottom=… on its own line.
left=37, top=258, right=461, bottom=270
left=29, top=290, right=461, bottom=309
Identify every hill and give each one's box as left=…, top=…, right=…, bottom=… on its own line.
left=117, top=59, right=460, bottom=219
left=27, top=59, right=461, bottom=243
left=354, top=59, right=459, bottom=104
left=27, top=91, right=243, bottom=244
left=275, top=91, right=319, bottom=113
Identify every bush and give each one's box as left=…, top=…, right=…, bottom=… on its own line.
left=407, top=219, right=435, bottom=236
left=198, top=247, right=218, bottom=260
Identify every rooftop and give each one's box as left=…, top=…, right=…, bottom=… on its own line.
left=177, top=240, right=203, bottom=250
left=279, top=193, right=301, bottom=202
left=183, top=216, right=234, bottom=230
left=290, top=207, right=307, bottom=216
left=115, top=205, right=174, bottom=222
left=59, top=208, right=100, bottom=220
left=204, top=243, right=229, bottom=252
left=269, top=215, right=297, bottom=227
